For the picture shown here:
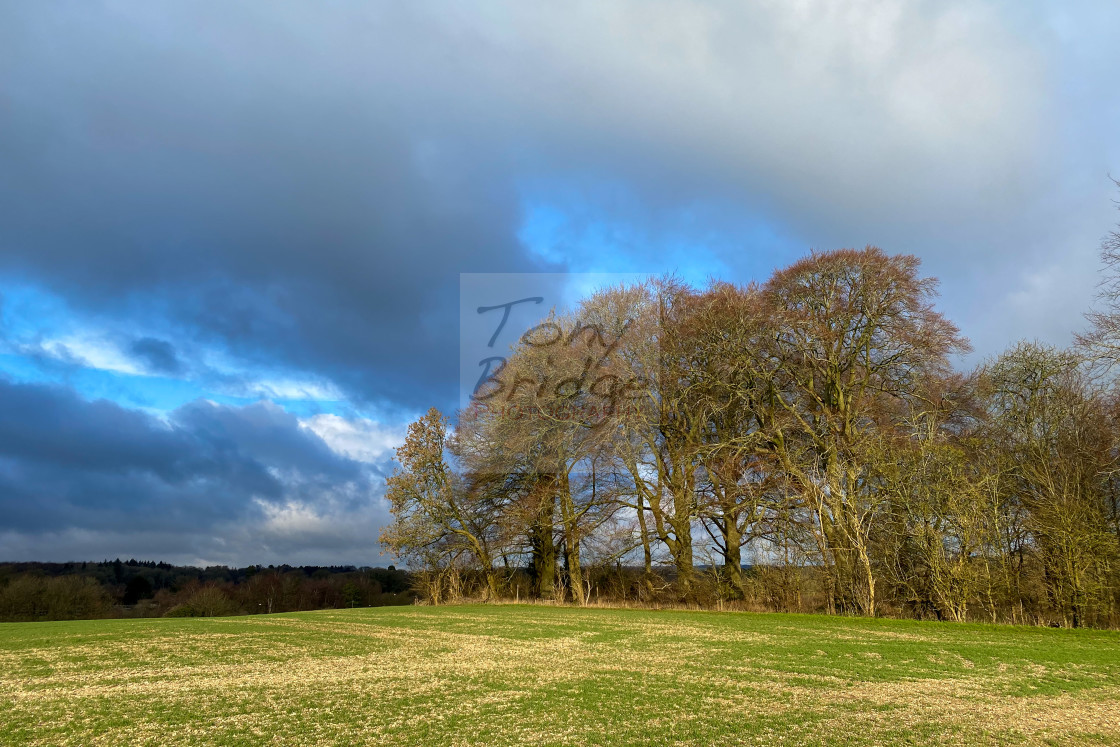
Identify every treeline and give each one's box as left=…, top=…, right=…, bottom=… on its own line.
left=0, top=560, right=414, bottom=621
left=384, top=240, right=1120, bottom=628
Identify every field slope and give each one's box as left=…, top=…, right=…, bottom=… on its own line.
left=2, top=605, right=1119, bottom=746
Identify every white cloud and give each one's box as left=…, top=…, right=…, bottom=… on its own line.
left=253, top=498, right=334, bottom=537
left=243, top=493, right=393, bottom=565
left=236, top=377, right=344, bottom=402
left=19, top=323, right=346, bottom=403
left=35, top=335, right=147, bottom=376
left=301, top=413, right=405, bottom=465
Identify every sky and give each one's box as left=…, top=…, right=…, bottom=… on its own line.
left=1, top=1, right=1118, bottom=566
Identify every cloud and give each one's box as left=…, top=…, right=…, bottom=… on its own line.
left=0, top=289, right=350, bottom=407
left=34, top=336, right=147, bottom=377
left=301, top=413, right=406, bottom=466
left=2, top=0, right=1116, bottom=411
left=129, top=337, right=182, bottom=374
left=0, top=380, right=392, bottom=564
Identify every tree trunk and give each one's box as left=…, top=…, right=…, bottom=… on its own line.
left=723, top=519, right=745, bottom=598
left=530, top=477, right=558, bottom=600
left=558, top=473, right=586, bottom=605
left=671, top=515, right=695, bottom=592
left=670, top=467, right=697, bottom=592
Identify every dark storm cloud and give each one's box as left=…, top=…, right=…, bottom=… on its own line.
left=0, top=380, right=379, bottom=540
left=0, top=381, right=193, bottom=481
left=2, top=1, right=1118, bottom=405
left=0, top=3, right=537, bottom=411
left=129, top=337, right=182, bottom=374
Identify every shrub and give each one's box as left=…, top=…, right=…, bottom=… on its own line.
left=161, top=585, right=242, bottom=618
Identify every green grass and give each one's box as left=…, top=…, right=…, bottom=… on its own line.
left=2, top=605, right=1119, bottom=746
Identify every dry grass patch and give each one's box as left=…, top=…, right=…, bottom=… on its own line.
left=2, top=605, right=1118, bottom=746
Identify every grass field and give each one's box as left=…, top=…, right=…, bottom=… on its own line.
left=2, top=605, right=1119, bottom=746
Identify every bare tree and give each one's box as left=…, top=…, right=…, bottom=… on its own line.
left=761, top=247, right=969, bottom=615
left=981, top=343, right=1119, bottom=627
left=381, top=408, right=502, bottom=601
left=383, top=248, right=1120, bottom=626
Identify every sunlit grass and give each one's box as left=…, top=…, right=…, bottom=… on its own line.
left=2, top=605, right=1119, bottom=745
